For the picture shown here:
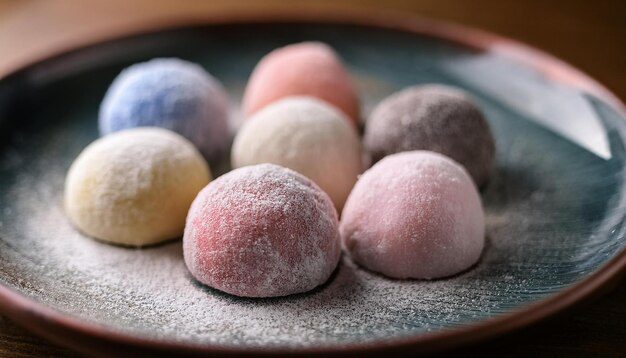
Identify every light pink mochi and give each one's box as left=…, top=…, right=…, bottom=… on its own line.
left=242, top=42, right=360, bottom=125
left=183, top=163, right=341, bottom=297
left=340, top=151, right=485, bottom=279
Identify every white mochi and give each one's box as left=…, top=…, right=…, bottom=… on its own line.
left=232, top=97, right=362, bottom=211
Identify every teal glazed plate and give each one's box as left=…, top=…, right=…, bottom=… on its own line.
left=0, top=10, right=625, bottom=356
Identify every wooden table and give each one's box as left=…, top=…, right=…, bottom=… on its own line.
left=0, top=1, right=625, bottom=356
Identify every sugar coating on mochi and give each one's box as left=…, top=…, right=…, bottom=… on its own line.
left=65, top=127, right=211, bottom=247
left=242, top=42, right=360, bottom=124
left=364, top=84, right=495, bottom=186
left=232, top=97, right=362, bottom=211
left=340, top=151, right=485, bottom=279
left=99, top=58, right=230, bottom=161
left=183, top=164, right=341, bottom=297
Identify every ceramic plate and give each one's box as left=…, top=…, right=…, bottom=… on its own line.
left=0, top=11, right=625, bottom=356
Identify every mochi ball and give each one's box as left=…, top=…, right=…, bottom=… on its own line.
left=232, top=97, right=362, bottom=211
left=364, top=84, right=495, bottom=186
left=99, top=58, right=230, bottom=162
left=242, top=42, right=360, bottom=124
left=183, top=164, right=341, bottom=297
left=340, top=151, right=485, bottom=279
left=65, top=128, right=211, bottom=247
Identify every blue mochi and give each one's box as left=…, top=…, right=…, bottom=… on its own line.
left=99, top=58, right=230, bottom=161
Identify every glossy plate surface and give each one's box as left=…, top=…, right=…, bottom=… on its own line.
left=0, top=19, right=625, bottom=355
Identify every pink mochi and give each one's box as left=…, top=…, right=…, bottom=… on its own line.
left=183, top=163, right=341, bottom=297
left=340, top=151, right=485, bottom=279
left=242, top=42, right=360, bottom=125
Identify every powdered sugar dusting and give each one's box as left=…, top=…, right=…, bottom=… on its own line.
left=341, top=151, right=484, bottom=279
left=184, top=163, right=340, bottom=297
left=0, top=113, right=620, bottom=348
left=1, top=36, right=624, bottom=350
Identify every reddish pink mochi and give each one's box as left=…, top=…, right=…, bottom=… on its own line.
left=183, top=163, right=341, bottom=297
left=340, top=151, right=485, bottom=279
left=242, top=42, right=360, bottom=125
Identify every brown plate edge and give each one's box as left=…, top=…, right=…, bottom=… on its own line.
left=0, top=6, right=625, bottom=357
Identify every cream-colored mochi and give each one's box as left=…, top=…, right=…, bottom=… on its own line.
left=65, top=127, right=211, bottom=246
left=232, top=97, right=362, bottom=210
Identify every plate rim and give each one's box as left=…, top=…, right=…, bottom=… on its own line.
left=0, top=7, right=625, bottom=356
